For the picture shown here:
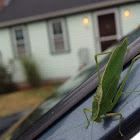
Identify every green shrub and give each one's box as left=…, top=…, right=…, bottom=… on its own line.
left=0, top=65, right=18, bottom=94
left=20, top=57, right=41, bottom=88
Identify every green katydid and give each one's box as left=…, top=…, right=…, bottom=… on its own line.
left=83, top=38, right=140, bottom=136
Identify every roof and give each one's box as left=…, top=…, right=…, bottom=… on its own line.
left=0, top=0, right=138, bottom=27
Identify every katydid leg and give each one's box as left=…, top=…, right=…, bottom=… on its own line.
left=122, top=91, right=140, bottom=94
left=83, top=108, right=92, bottom=128
left=95, top=51, right=112, bottom=82
left=105, top=113, right=124, bottom=136
left=113, top=55, right=140, bottom=106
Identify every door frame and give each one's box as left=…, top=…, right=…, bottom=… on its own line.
left=94, top=8, right=121, bottom=52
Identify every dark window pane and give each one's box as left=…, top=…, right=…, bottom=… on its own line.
left=101, top=40, right=117, bottom=51
left=17, top=44, right=26, bottom=56
left=53, top=22, right=62, bottom=35
left=15, top=29, right=24, bottom=40
left=98, top=13, right=116, bottom=37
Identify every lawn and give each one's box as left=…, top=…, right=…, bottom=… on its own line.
left=0, top=85, right=59, bottom=117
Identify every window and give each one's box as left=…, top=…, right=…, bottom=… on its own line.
left=48, top=19, right=69, bottom=53
left=11, top=26, right=30, bottom=56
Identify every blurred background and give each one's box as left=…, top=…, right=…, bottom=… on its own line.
left=0, top=0, right=140, bottom=137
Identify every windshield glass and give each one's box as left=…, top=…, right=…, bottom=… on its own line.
left=2, top=26, right=140, bottom=140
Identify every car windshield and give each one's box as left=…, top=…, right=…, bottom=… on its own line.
left=1, top=26, right=140, bottom=140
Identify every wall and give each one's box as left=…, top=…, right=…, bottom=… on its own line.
left=120, top=3, right=140, bottom=36
left=67, top=13, right=96, bottom=67
left=28, top=13, right=96, bottom=81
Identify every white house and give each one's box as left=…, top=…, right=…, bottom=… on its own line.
left=0, top=0, right=140, bottom=84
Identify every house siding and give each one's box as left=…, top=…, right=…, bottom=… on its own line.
left=120, top=3, right=140, bottom=36
left=67, top=13, right=96, bottom=65
left=28, top=21, right=78, bottom=80
left=0, top=28, right=13, bottom=64
left=0, top=28, right=26, bottom=83
left=28, top=13, right=96, bottom=81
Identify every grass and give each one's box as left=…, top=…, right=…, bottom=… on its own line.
left=0, top=85, right=59, bottom=117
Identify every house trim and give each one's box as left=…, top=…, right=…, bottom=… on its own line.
left=11, top=25, right=31, bottom=57
left=48, top=18, right=70, bottom=55
left=0, top=0, right=138, bottom=28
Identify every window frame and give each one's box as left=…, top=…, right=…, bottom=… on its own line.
left=48, top=18, right=69, bottom=54
left=11, top=25, right=30, bottom=57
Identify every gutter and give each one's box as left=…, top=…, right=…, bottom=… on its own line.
left=0, top=0, right=139, bottom=28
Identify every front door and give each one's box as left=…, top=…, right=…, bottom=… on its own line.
left=95, top=8, right=121, bottom=52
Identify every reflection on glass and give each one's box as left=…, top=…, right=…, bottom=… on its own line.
left=3, top=26, right=140, bottom=139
